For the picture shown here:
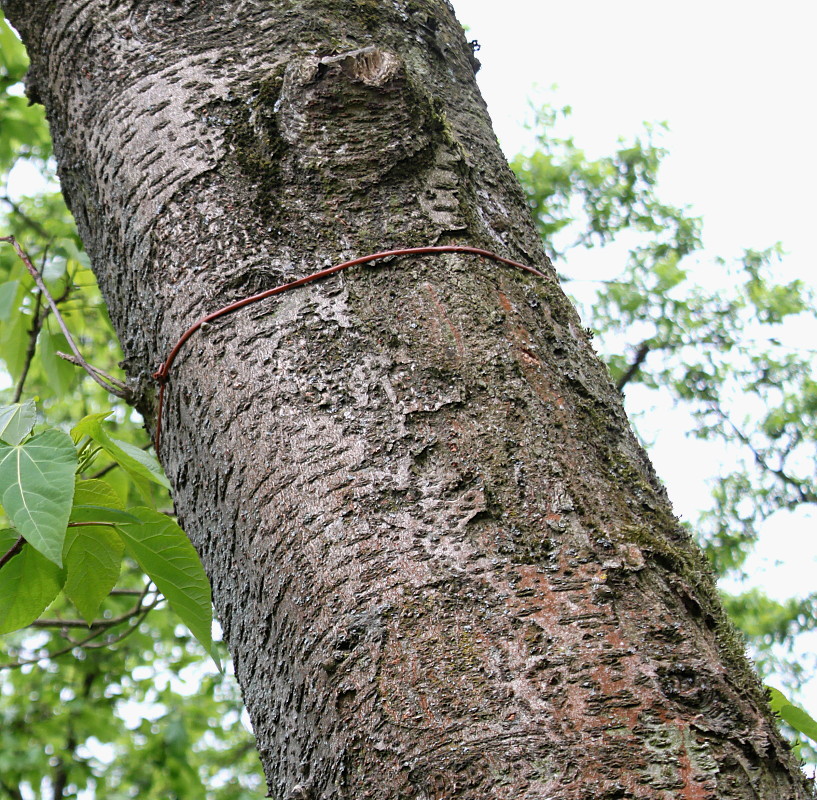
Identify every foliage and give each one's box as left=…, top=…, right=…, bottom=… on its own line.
left=0, top=590, right=261, bottom=800
left=769, top=687, right=817, bottom=756
left=0, top=402, right=218, bottom=665
left=512, top=98, right=816, bottom=580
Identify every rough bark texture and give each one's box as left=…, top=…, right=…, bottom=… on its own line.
left=4, top=1, right=813, bottom=798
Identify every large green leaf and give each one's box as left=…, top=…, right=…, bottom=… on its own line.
left=0, top=400, right=36, bottom=445
left=39, top=328, right=76, bottom=395
left=0, top=280, right=22, bottom=321
left=0, top=14, right=29, bottom=83
left=112, top=437, right=169, bottom=489
left=767, top=686, right=817, bottom=744
left=63, top=524, right=124, bottom=624
left=0, top=309, right=28, bottom=378
left=116, top=507, right=219, bottom=668
left=0, top=428, right=77, bottom=566
left=72, top=413, right=170, bottom=499
left=0, top=527, right=16, bottom=559
left=0, top=528, right=64, bottom=634
left=73, top=478, right=124, bottom=509
left=69, top=478, right=138, bottom=525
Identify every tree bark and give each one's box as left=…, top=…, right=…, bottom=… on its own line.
left=4, top=1, right=812, bottom=798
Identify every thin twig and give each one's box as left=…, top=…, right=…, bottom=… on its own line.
left=55, top=351, right=129, bottom=390
left=0, top=195, right=51, bottom=240
left=52, top=668, right=97, bottom=800
left=0, top=536, right=24, bottom=569
left=0, top=778, right=24, bottom=800
left=11, top=289, right=43, bottom=403
left=81, top=601, right=161, bottom=649
left=1, top=627, right=106, bottom=669
left=87, top=459, right=120, bottom=480
left=710, top=404, right=817, bottom=505
left=1, top=626, right=112, bottom=670
left=0, top=586, right=158, bottom=670
left=29, top=582, right=154, bottom=631
left=66, top=521, right=118, bottom=528
left=10, top=247, right=74, bottom=401
left=0, top=235, right=132, bottom=400
left=616, top=341, right=651, bottom=391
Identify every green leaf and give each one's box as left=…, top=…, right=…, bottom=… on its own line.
left=70, top=411, right=112, bottom=443
left=0, top=280, right=22, bottom=321
left=70, top=479, right=138, bottom=528
left=0, top=15, right=29, bottom=82
left=0, top=527, right=16, bottom=554
left=63, top=524, right=124, bottom=624
left=116, top=507, right=219, bottom=669
left=767, top=686, right=817, bottom=744
left=111, top=436, right=170, bottom=489
left=0, top=429, right=77, bottom=566
left=0, top=529, right=64, bottom=634
left=0, top=309, right=29, bottom=378
left=0, top=400, right=36, bottom=445
left=73, top=478, right=124, bottom=509
left=39, top=328, right=76, bottom=395
left=72, top=413, right=170, bottom=499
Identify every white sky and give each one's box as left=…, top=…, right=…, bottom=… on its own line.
left=457, top=0, right=814, bottom=280
left=455, top=0, right=817, bottom=705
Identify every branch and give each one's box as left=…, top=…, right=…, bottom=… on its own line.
left=0, top=195, right=51, bottom=240
left=0, top=235, right=132, bottom=400
left=52, top=664, right=97, bottom=800
left=0, top=536, right=24, bottom=570
left=710, top=404, right=817, bottom=505
left=0, top=779, right=24, bottom=800
left=0, top=586, right=159, bottom=670
left=51, top=731, right=76, bottom=800
left=55, top=351, right=128, bottom=389
left=28, top=596, right=153, bottom=628
left=1, top=626, right=109, bottom=670
left=616, top=341, right=651, bottom=391
left=11, top=289, right=43, bottom=403
left=13, top=253, right=83, bottom=402
left=80, top=601, right=159, bottom=649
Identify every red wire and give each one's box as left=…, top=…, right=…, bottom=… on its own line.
left=152, top=245, right=546, bottom=451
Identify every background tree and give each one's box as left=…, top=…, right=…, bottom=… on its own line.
left=0, top=1, right=812, bottom=800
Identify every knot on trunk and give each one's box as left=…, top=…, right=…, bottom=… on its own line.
left=320, top=46, right=402, bottom=87
left=275, top=47, right=448, bottom=192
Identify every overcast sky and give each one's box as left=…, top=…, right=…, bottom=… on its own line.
left=454, top=0, right=817, bottom=703
left=456, top=0, right=815, bottom=282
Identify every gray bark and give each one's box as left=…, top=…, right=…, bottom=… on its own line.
left=4, top=1, right=813, bottom=798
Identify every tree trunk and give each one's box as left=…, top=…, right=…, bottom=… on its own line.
left=4, top=1, right=812, bottom=798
